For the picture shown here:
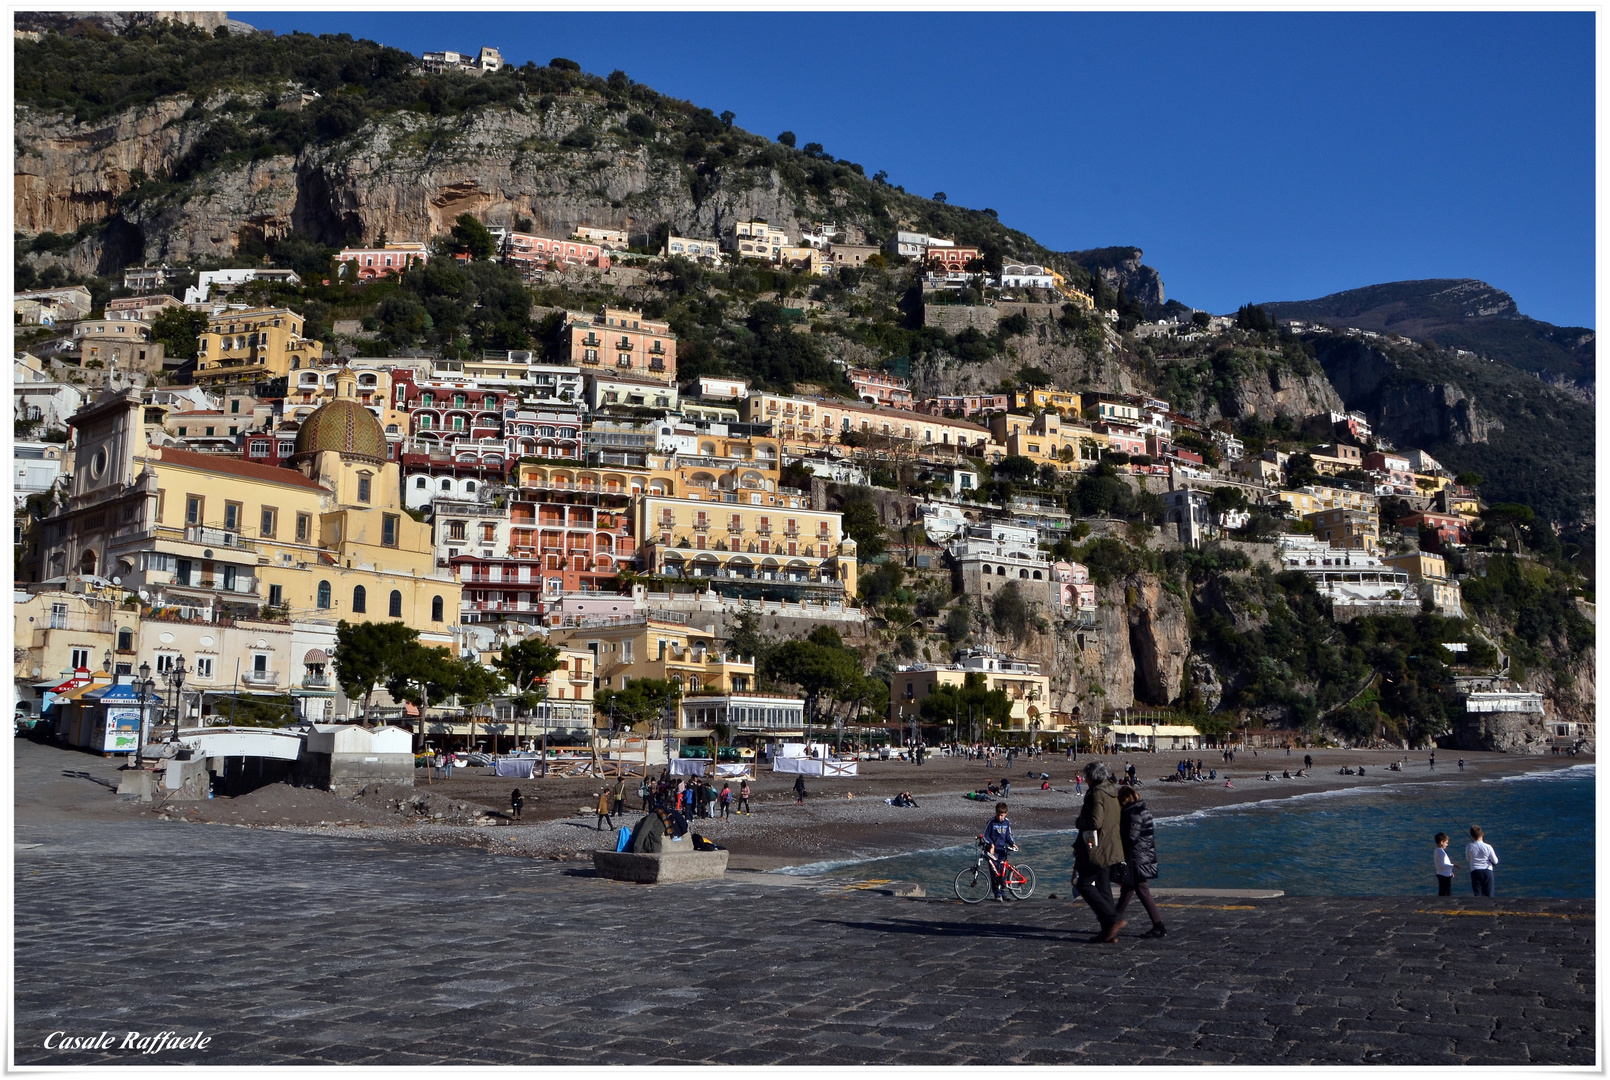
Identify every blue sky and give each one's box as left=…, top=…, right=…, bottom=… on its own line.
left=240, top=11, right=1595, bottom=328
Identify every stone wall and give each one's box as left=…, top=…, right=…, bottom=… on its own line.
left=923, top=304, right=1000, bottom=334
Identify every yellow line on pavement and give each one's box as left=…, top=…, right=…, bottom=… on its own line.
left=1415, top=909, right=1593, bottom=920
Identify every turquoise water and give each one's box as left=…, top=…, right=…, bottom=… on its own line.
left=808, top=764, right=1595, bottom=898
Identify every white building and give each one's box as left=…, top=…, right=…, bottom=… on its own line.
left=889, top=231, right=954, bottom=259
left=575, top=226, right=628, bottom=248
left=14, top=441, right=67, bottom=504
left=1276, top=535, right=1418, bottom=611
left=691, top=375, right=750, bottom=401
left=586, top=373, right=679, bottom=411
left=183, top=268, right=302, bottom=305
left=998, top=263, right=1056, bottom=289
left=665, top=236, right=724, bottom=262
left=525, top=364, right=585, bottom=406
left=790, top=454, right=869, bottom=486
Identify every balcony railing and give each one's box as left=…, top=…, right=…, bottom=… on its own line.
left=302, top=672, right=331, bottom=688
left=241, top=669, right=280, bottom=686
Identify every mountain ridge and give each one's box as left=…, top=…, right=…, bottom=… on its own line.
left=1259, top=278, right=1593, bottom=389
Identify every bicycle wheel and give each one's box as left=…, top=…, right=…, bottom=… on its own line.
left=1005, top=864, right=1036, bottom=899
left=954, top=864, right=992, bottom=903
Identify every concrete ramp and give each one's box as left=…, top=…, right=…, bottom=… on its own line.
left=176, top=727, right=305, bottom=762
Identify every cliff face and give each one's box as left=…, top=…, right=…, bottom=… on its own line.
left=1066, top=247, right=1165, bottom=308
left=1313, top=335, right=1499, bottom=446
left=18, top=97, right=824, bottom=270
left=1196, top=365, right=1345, bottom=426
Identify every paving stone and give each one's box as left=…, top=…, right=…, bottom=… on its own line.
left=12, top=818, right=1593, bottom=1066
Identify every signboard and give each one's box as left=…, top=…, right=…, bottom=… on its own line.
left=103, top=706, right=142, bottom=754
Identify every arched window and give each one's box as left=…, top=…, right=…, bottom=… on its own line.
left=388, top=590, right=402, bottom=617
left=441, top=479, right=451, bottom=491
left=415, top=477, right=426, bottom=488
left=317, top=581, right=331, bottom=609
left=352, top=585, right=367, bottom=613
left=466, top=481, right=477, bottom=494
left=79, top=550, right=96, bottom=575
left=431, top=595, right=443, bottom=622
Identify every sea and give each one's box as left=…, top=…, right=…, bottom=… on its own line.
left=799, top=763, right=1595, bottom=898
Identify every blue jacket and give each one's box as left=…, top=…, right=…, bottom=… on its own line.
left=982, top=817, right=1015, bottom=852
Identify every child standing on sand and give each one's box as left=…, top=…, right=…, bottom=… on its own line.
left=1433, top=833, right=1458, bottom=895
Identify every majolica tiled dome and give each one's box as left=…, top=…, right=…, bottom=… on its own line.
left=293, top=398, right=386, bottom=463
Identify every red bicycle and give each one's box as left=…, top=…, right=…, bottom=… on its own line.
left=955, top=836, right=1036, bottom=902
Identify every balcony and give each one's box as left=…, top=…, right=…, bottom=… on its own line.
left=301, top=671, right=331, bottom=688
left=691, top=522, right=710, bottom=533
left=241, top=669, right=280, bottom=687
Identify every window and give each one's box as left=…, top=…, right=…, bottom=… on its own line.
left=389, top=590, right=403, bottom=617
left=481, top=523, right=497, bottom=542
left=441, top=479, right=451, bottom=491
left=295, top=514, right=311, bottom=543
left=252, top=654, right=268, bottom=675
left=268, top=584, right=283, bottom=606
left=448, top=521, right=467, bottom=541
left=465, top=482, right=476, bottom=494
left=194, top=657, right=214, bottom=678
left=249, top=441, right=269, bottom=458
left=116, top=628, right=133, bottom=651
left=155, top=653, right=178, bottom=674
left=356, top=475, right=372, bottom=503
left=415, top=477, right=427, bottom=489
left=186, top=496, right=203, bottom=526
left=222, top=502, right=241, bottom=531
left=70, top=647, right=90, bottom=670
left=260, top=507, right=277, bottom=538
left=222, top=565, right=237, bottom=591
left=352, top=586, right=367, bottom=613
left=622, top=639, right=634, bottom=663
left=382, top=514, right=399, bottom=547
left=279, top=441, right=295, bottom=456
left=230, top=399, right=240, bottom=414
left=431, top=595, right=443, bottom=622
left=317, top=581, right=331, bottom=609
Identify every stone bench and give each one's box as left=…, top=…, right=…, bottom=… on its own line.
left=592, top=848, right=729, bottom=884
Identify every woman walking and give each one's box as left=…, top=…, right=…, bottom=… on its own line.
left=1114, top=785, right=1166, bottom=938
left=1073, top=761, right=1126, bottom=942
left=595, top=788, right=615, bottom=831
left=738, top=779, right=753, bottom=814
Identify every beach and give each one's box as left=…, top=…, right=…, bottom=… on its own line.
left=112, top=745, right=1592, bottom=874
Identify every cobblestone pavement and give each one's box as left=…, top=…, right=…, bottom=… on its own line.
left=14, top=808, right=1594, bottom=1067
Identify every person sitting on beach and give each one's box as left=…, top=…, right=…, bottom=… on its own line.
left=1209, top=768, right=1217, bottom=780
left=1263, top=772, right=1276, bottom=781
left=890, top=791, right=917, bottom=808
left=1358, top=767, right=1366, bottom=776
left=1282, top=769, right=1291, bottom=779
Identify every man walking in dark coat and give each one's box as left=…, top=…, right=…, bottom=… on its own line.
left=1074, top=761, right=1126, bottom=942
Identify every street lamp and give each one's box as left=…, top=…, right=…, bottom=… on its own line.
left=535, top=677, right=550, bottom=777
left=166, top=655, right=187, bottom=742
left=134, top=661, right=154, bottom=768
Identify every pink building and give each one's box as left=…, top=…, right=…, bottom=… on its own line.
left=507, top=233, right=611, bottom=270
left=336, top=243, right=430, bottom=281
left=925, top=246, right=982, bottom=272
left=1054, top=561, right=1097, bottom=611
left=1096, top=423, right=1146, bottom=458
left=848, top=367, right=913, bottom=409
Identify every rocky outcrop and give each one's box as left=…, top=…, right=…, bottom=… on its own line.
left=1065, top=247, right=1164, bottom=308
left=1197, top=365, right=1345, bottom=425
left=18, top=97, right=837, bottom=270
left=1126, top=574, right=1189, bottom=705
left=1312, top=334, right=1499, bottom=445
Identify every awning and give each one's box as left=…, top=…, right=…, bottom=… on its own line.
left=303, top=649, right=329, bottom=663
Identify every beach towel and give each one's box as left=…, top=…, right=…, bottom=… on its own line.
left=615, top=826, right=632, bottom=852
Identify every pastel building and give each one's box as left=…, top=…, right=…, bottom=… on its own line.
left=336, top=242, right=430, bottom=281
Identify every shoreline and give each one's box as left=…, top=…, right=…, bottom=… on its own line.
left=93, top=745, right=1592, bottom=876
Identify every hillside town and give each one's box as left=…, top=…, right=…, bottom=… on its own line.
left=17, top=208, right=1540, bottom=769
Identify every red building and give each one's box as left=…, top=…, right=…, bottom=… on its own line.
left=1398, top=511, right=1468, bottom=549
left=390, top=371, right=515, bottom=447
left=925, top=246, right=982, bottom=272
left=506, top=233, right=611, bottom=271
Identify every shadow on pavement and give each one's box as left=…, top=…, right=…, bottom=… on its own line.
left=812, top=916, right=1083, bottom=943
left=60, top=770, right=118, bottom=790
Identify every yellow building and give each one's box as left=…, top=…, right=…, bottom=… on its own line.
left=1013, top=388, right=1084, bottom=415
left=732, top=220, right=791, bottom=260
left=286, top=365, right=410, bottom=438
left=194, top=307, right=324, bottom=384
left=33, top=379, right=460, bottom=639
left=776, top=245, right=829, bottom=275
left=1305, top=507, right=1380, bottom=553
left=12, top=589, right=140, bottom=721
left=741, top=392, right=996, bottom=457
left=891, top=652, right=1055, bottom=734
left=1277, top=484, right=1376, bottom=518
left=1309, top=442, right=1365, bottom=476
left=635, top=494, right=858, bottom=595
left=550, top=616, right=757, bottom=697
left=989, top=410, right=1105, bottom=473
left=1382, top=550, right=1463, bottom=616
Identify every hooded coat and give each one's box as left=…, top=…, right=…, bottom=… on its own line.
left=1076, top=778, right=1125, bottom=868
left=1120, top=799, right=1158, bottom=880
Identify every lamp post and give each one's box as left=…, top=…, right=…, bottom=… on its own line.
left=166, top=655, right=187, bottom=742
left=134, top=661, right=153, bottom=768
left=535, top=677, right=549, bottom=777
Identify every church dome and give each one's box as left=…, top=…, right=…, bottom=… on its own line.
left=292, top=398, right=387, bottom=463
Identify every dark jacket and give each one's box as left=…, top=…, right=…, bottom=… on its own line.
left=1076, top=779, right=1124, bottom=867
left=1120, top=800, right=1158, bottom=880
left=627, top=812, right=666, bottom=853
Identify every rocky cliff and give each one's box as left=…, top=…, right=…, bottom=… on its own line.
left=1065, top=247, right=1165, bottom=308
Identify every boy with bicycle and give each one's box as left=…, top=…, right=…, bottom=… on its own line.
left=981, top=801, right=1018, bottom=902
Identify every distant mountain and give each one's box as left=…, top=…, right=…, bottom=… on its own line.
left=1260, top=279, right=1594, bottom=389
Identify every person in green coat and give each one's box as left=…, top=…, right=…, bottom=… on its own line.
left=1073, top=761, right=1126, bottom=942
